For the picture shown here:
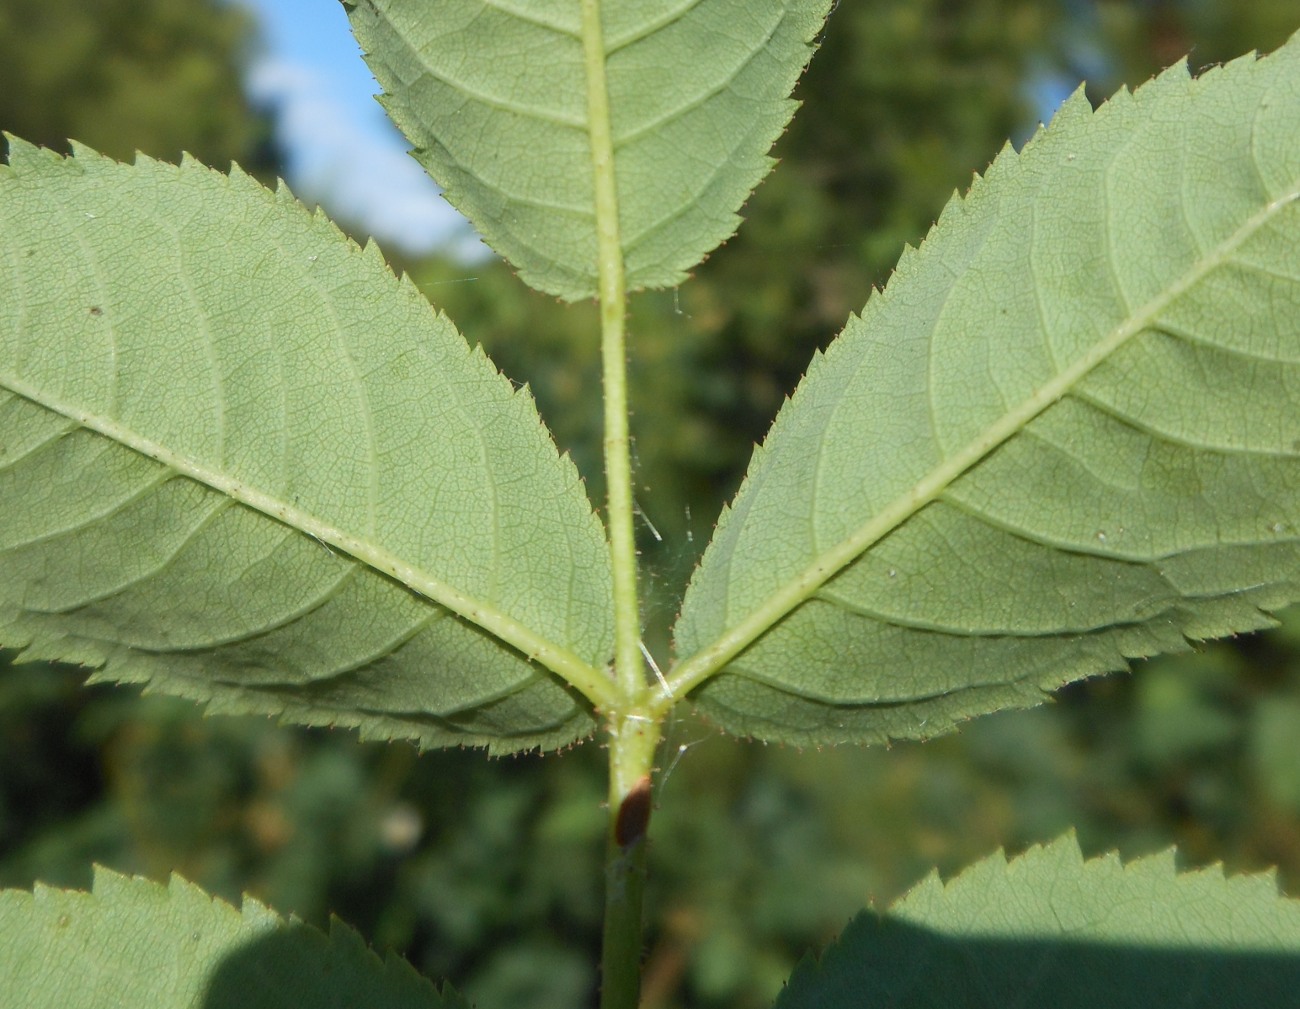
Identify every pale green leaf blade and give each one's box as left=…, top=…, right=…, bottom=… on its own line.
left=0, top=139, right=615, bottom=753
left=0, top=867, right=467, bottom=1009
left=775, top=835, right=1300, bottom=1009
left=344, top=0, right=833, bottom=301
left=674, top=35, right=1300, bottom=743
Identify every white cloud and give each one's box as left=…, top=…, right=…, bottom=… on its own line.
left=245, top=56, right=489, bottom=261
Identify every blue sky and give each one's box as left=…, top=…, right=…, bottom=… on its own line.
left=234, top=0, right=486, bottom=260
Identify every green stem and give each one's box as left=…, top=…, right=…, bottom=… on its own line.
left=601, top=713, right=663, bottom=1009
left=581, top=2, right=657, bottom=1004
left=580, top=0, right=641, bottom=701
left=602, top=827, right=647, bottom=1009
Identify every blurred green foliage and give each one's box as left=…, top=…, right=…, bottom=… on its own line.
left=2, top=3, right=1299, bottom=1009
left=0, top=0, right=280, bottom=177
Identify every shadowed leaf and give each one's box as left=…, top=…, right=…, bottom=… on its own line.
left=776, top=834, right=1300, bottom=1009
left=0, top=867, right=467, bottom=1009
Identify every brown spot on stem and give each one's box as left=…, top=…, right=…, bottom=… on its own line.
left=614, top=775, right=652, bottom=847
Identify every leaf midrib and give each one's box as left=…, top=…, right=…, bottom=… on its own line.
left=0, top=370, right=618, bottom=709
left=658, top=181, right=1300, bottom=712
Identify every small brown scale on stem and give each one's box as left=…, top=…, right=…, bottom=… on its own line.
left=614, top=774, right=652, bottom=847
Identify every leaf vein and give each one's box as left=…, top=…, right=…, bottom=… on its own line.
left=605, top=0, right=706, bottom=53
left=480, top=0, right=580, bottom=39
left=613, top=8, right=782, bottom=149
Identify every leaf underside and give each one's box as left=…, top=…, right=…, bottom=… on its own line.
left=0, top=868, right=465, bottom=1009
left=0, top=139, right=614, bottom=754
left=775, top=834, right=1300, bottom=1009
left=676, top=33, right=1300, bottom=745
left=344, top=0, right=834, bottom=301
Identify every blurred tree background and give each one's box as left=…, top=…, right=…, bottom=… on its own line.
left=2, top=2, right=1299, bottom=1008
left=0, top=0, right=281, bottom=175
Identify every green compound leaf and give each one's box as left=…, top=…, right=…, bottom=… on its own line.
left=775, top=834, right=1300, bottom=1009
left=0, top=867, right=466, bottom=1009
left=674, top=34, right=1300, bottom=744
left=344, top=0, right=833, bottom=301
left=0, top=139, right=616, bottom=754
